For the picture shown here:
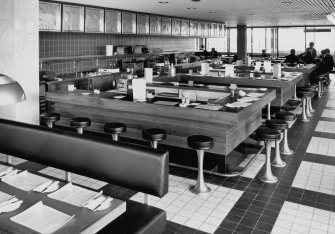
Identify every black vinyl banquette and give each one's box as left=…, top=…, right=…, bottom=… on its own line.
left=0, top=118, right=169, bottom=234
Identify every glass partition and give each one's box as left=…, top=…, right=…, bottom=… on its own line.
left=278, top=27, right=305, bottom=56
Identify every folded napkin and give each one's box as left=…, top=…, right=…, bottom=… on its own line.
left=32, top=180, right=53, bottom=192
left=0, top=191, right=13, bottom=204
left=48, top=183, right=101, bottom=207
left=246, top=92, right=265, bottom=98
left=0, top=166, right=13, bottom=177
left=84, top=195, right=113, bottom=211
left=2, top=171, right=50, bottom=191
left=195, top=105, right=222, bottom=111
left=237, top=97, right=260, bottom=103
left=11, top=201, right=73, bottom=234
left=226, top=102, right=252, bottom=108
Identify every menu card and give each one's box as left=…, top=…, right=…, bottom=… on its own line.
left=225, top=64, right=235, bottom=77
left=245, top=56, right=251, bottom=66
left=144, top=68, right=153, bottom=83
left=273, top=63, right=281, bottom=78
left=201, top=63, right=210, bottom=75
left=264, top=61, right=272, bottom=73
left=132, top=78, right=146, bottom=102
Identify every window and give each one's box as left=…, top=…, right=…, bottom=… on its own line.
left=278, top=27, right=305, bottom=56
left=306, top=27, right=335, bottom=56
left=228, top=28, right=237, bottom=53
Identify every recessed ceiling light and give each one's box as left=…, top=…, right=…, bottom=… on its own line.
left=158, top=1, right=169, bottom=4
left=249, top=14, right=255, bottom=17
left=191, top=0, right=201, bottom=2
left=281, top=1, right=292, bottom=3
left=187, top=7, right=197, bottom=10
left=209, top=11, right=217, bottom=14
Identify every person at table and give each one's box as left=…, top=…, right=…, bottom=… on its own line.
left=284, top=49, right=300, bottom=65
left=210, top=48, right=219, bottom=58
left=302, top=51, right=315, bottom=64
left=306, top=42, right=317, bottom=58
left=261, top=49, right=270, bottom=58
left=324, top=48, right=334, bottom=85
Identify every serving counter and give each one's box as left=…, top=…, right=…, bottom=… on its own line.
left=153, top=72, right=303, bottom=107
left=46, top=84, right=275, bottom=177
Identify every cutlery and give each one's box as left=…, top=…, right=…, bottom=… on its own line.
left=0, top=167, right=13, bottom=177
left=82, top=190, right=103, bottom=207
left=85, top=196, right=106, bottom=210
left=32, top=180, right=53, bottom=192
left=0, top=196, right=17, bottom=207
left=93, top=197, right=113, bottom=211
left=0, top=169, right=19, bottom=180
left=42, top=180, right=59, bottom=193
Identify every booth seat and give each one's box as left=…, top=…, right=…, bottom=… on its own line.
left=0, top=118, right=169, bottom=234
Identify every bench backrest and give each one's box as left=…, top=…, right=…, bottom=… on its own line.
left=0, top=118, right=169, bottom=197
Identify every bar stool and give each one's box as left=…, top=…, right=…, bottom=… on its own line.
left=256, top=128, right=280, bottom=183
left=187, top=135, right=214, bottom=195
left=296, top=89, right=312, bottom=122
left=265, top=120, right=288, bottom=166
left=142, top=128, right=166, bottom=149
left=316, top=74, right=326, bottom=98
left=104, top=122, right=126, bottom=141
left=276, top=111, right=295, bottom=155
left=40, top=113, right=60, bottom=128
left=305, top=84, right=317, bottom=113
left=302, top=85, right=316, bottom=116
left=70, top=117, right=91, bottom=134
left=68, top=117, right=91, bottom=182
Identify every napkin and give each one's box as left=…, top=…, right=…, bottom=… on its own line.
left=237, top=97, right=260, bottom=102
left=32, top=180, right=53, bottom=192
left=2, top=171, right=50, bottom=191
left=0, top=191, right=14, bottom=204
left=0, top=198, right=23, bottom=213
left=246, top=92, right=265, bottom=98
left=0, top=165, right=13, bottom=177
left=48, top=183, right=100, bottom=207
left=11, top=201, right=73, bottom=234
left=195, top=105, right=222, bottom=111
left=226, top=102, right=252, bottom=108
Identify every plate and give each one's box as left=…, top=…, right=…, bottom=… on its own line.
left=81, top=93, right=91, bottom=96
left=113, top=95, right=126, bottom=99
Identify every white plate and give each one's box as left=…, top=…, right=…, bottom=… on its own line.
left=113, top=95, right=126, bottom=99
left=81, top=93, right=91, bottom=95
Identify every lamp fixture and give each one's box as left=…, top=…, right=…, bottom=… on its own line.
left=327, top=13, right=335, bottom=25
left=187, top=7, right=197, bottom=10
left=0, top=74, right=26, bottom=105
left=158, top=1, right=169, bottom=4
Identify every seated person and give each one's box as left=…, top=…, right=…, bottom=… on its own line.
left=210, top=48, right=219, bottom=58
left=284, top=49, right=300, bottom=65
left=261, top=49, right=270, bottom=58
left=302, top=51, right=315, bottom=64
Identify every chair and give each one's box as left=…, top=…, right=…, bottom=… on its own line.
left=104, top=122, right=127, bottom=141
left=40, top=113, right=60, bottom=129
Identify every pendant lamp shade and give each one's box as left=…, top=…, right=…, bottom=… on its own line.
left=0, top=74, right=26, bottom=105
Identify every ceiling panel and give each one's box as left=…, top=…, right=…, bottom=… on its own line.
left=53, top=0, right=335, bottom=27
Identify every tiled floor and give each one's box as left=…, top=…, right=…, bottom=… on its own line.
left=2, top=75, right=335, bottom=234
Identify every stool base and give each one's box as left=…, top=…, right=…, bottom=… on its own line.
left=259, top=173, right=278, bottom=183
left=190, top=149, right=211, bottom=195
left=190, top=184, right=211, bottom=195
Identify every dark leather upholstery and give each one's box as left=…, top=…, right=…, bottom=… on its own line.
left=187, top=135, right=214, bottom=150
left=297, top=90, right=311, bottom=98
left=301, top=86, right=316, bottom=92
left=287, top=100, right=300, bottom=106
left=70, top=117, right=91, bottom=128
left=276, top=111, right=296, bottom=121
left=40, top=113, right=60, bottom=122
left=104, top=122, right=127, bottom=135
left=142, top=128, right=167, bottom=142
left=266, top=119, right=288, bottom=130
left=316, top=75, right=326, bottom=80
left=0, top=118, right=168, bottom=198
left=98, top=200, right=166, bottom=234
left=256, top=128, right=281, bottom=141
left=281, top=105, right=296, bottom=111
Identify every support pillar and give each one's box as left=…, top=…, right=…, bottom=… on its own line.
left=237, top=25, right=247, bottom=60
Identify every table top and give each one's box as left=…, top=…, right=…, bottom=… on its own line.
left=0, top=167, right=126, bottom=234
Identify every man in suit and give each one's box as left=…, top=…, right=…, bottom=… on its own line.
left=284, top=49, right=300, bottom=65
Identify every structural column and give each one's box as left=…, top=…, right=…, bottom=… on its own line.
left=237, top=25, right=247, bottom=60
left=0, top=0, right=39, bottom=124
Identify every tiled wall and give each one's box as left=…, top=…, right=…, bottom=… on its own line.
left=40, top=32, right=196, bottom=74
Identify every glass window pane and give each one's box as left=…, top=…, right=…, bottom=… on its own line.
left=229, top=28, right=237, bottom=53
left=207, top=38, right=227, bottom=52
left=247, top=28, right=252, bottom=53
left=252, top=28, right=266, bottom=54
left=278, top=27, right=305, bottom=57
left=306, top=27, right=335, bottom=57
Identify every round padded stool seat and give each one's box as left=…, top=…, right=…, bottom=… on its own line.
left=104, top=123, right=126, bottom=134
left=316, top=75, right=326, bottom=80
left=281, top=105, right=296, bottom=111
left=70, top=117, right=91, bottom=128
left=266, top=119, right=288, bottom=130
left=256, top=128, right=281, bottom=141
left=142, top=128, right=166, bottom=142
left=187, top=135, right=214, bottom=150
left=40, top=113, right=60, bottom=122
left=297, top=90, right=311, bottom=98
left=301, top=86, right=316, bottom=92
left=287, top=100, right=300, bottom=106
left=276, top=111, right=295, bottom=121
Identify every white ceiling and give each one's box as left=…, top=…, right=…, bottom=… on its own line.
left=55, top=0, right=335, bottom=27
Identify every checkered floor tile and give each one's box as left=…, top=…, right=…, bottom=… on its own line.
left=131, top=175, right=243, bottom=234
left=326, top=100, right=335, bottom=108
left=306, top=137, right=335, bottom=157
left=292, top=161, right=335, bottom=195
left=321, top=109, right=335, bottom=119
left=315, top=121, right=335, bottom=134
left=39, top=167, right=107, bottom=190
left=239, top=153, right=265, bottom=179
left=272, top=201, right=335, bottom=234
